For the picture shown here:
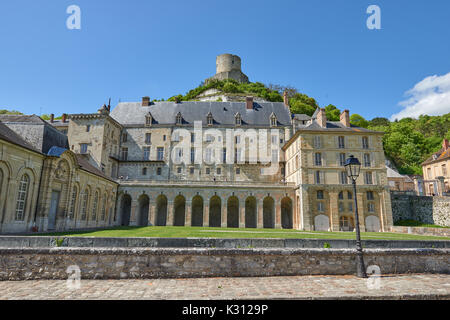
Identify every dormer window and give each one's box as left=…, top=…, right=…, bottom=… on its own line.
left=270, top=113, right=277, bottom=127
left=207, top=112, right=213, bottom=126
left=235, top=113, right=242, bottom=126
left=176, top=112, right=183, bottom=125
left=145, top=113, right=153, bottom=126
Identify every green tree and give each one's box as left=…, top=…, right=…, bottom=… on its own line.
left=324, top=104, right=341, bottom=121
left=350, top=114, right=369, bottom=128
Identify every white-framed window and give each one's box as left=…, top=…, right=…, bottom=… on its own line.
left=314, top=153, right=322, bottom=166
left=362, top=136, right=369, bottom=149
left=157, top=147, right=164, bottom=161
left=365, top=172, right=373, bottom=185
left=339, top=171, right=348, bottom=184
left=145, top=114, right=152, bottom=126
left=91, top=191, right=99, bottom=220
left=368, top=202, right=375, bottom=213
left=207, top=113, right=213, bottom=126
left=176, top=112, right=183, bottom=125
left=80, top=189, right=89, bottom=220
left=317, top=202, right=324, bottom=212
left=143, top=147, right=151, bottom=160
left=363, top=153, right=371, bottom=167
left=338, top=136, right=345, bottom=149
left=121, top=147, right=128, bottom=161
left=80, top=143, right=88, bottom=154
left=68, top=186, right=77, bottom=219
left=270, top=114, right=277, bottom=127
left=235, top=113, right=242, bottom=126
left=101, top=196, right=106, bottom=221
left=314, top=136, right=321, bottom=149
left=15, top=174, right=29, bottom=221
left=145, top=133, right=151, bottom=144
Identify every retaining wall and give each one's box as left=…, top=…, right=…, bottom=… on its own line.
left=0, top=247, right=448, bottom=280
left=0, top=236, right=449, bottom=249
left=391, top=226, right=450, bottom=238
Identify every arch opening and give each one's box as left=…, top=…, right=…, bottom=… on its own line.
left=263, top=196, right=275, bottom=228
left=227, top=196, right=239, bottom=228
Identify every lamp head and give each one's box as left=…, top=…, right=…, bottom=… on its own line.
left=345, top=155, right=361, bottom=181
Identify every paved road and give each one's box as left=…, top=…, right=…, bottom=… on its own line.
left=0, top=274, right=449, bottom=300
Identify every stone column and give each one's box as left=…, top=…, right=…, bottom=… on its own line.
left=129, top=199, right=138, bottom=226
left=167, top=201, right=174, bottom=226
left=275, top=198, right=282, bottom=229
left=221, top=198, right=227, bottom=228
left=185, top=201, right=192, bottom=227
left=239, top=199, right=245, bottom=228
left=203, top=203, right=209, bottom=227
left=329, top=192, right=339, bottom=232
left=148, top=200, right=155, bottom=226
left=257, top=199, right=263, bottom=229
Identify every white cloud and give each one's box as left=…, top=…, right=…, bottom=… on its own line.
left=390, top=72, right=450, bottom=121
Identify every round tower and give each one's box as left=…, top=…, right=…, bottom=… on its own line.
left=216, top=54, right=242, bottom=74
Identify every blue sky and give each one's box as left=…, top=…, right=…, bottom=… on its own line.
left=1, top=0, right=449, bottom=120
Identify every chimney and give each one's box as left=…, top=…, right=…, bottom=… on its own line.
left=340, top=109, right=350, bottom=127
left=443, top=139, right=450, bottom=151
left=246, top=96, right=253, bottom=110
left=50, top=114, right=54, bottom=123
left=283, top=91, right=289, bottom=108
left=62, top=114, right=67, bottom=123
left=317, top=108, right=327, bottom=128
left=142, top=96, right=150, bottom=107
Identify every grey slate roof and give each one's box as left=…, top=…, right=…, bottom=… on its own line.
left=0, top=121, right=41, bottom=154
left=300, top=121, right=381, bottom=133
left=293, top=114, right=311, bottom=121
left=110, top=101, right=292, bottom=126
left=0, top=114, right=45, bottom=124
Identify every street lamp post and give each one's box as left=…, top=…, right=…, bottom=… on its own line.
left=344, top=155, right=367, bottom=278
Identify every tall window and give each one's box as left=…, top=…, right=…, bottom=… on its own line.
left=362, top=136, right=369, bottom=149
left=222, top=148, right=227, bottom=163
left=191, top=147, right=195, bottom=164
left=68, top=186, right=77, bottom=219
left=317, top=190, right=324, bottom=199
left=0, top=169, right=3, bottom=197
left=367, top=191, right=374, bottom=200
left=365, top=172, right=373, bottom=185
left=339, top=153, right=346, bottom=166
left=157, top=167, right=162, bottom=175
left=15, top=174, right=29, bottom=221
left=339, top=171, right=348, bottom=184
left=313, top=136, right=321, bottom=149
left=315, top=171, right=322, bottom=184
left=442, top=164, right=447, bottom=176
left=368, top=203, right=375, bottom=213
left=92, top=191, right=99, bottom=220
left=363, top=153, right=371, bottom=167
left=314, top=153, right=322, bottom=166
left=101, top=196, right=106, bottom=221
left=338, top=136, right=345, bottom=149
left=80, top=189, right=89, bottom=220
left=122, top=133, right=127, bottom=142
left=86, top=125, right=91, bottom=132
left=205, top=148, right=212, bottom=163
left=121, top=147, right=128, bottom=161
left=145, top=133, right=151, bottom=144
left=142, top=167, right=147, bottom=176
left=143, top=147, right=150, bottom=160
left=157, top=147, right=164, bottom=161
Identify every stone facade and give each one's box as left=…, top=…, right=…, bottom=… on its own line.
left=283, top=108, right=393, bottom=232
left=205, top=54, right=249, bottom=84
left=0, top=136, right=44, bottom=233
left=0, top=116, right=118, bottom=234
left=421, top=139, right=450, bottom=196
left=391, top=193, right=450, bottom=227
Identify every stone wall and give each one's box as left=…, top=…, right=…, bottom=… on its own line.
left=0, top=236, right=448, bottom=249
left=391, top=226, right=450, bottom=238
left=0, top=247, right=448, bottom=280
left=391, top=193, right=450, bottom=227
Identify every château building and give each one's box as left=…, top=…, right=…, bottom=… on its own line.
left=0, top=55, right=393, bottom=233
